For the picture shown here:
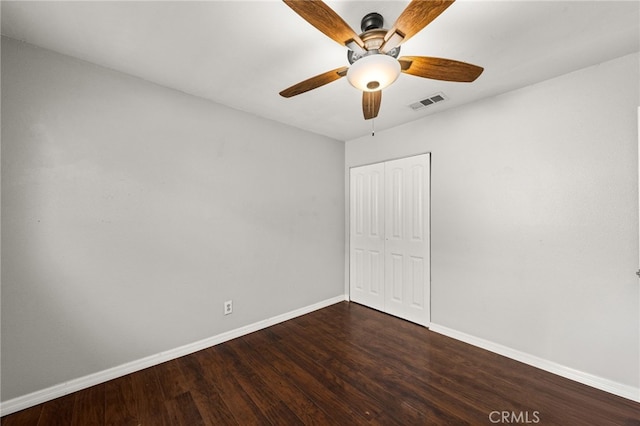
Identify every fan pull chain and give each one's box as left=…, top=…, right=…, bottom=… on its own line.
left=371, top=118, right=375, bottom=137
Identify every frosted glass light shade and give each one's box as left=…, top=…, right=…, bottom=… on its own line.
left=347, top=54, right=401, bottom=92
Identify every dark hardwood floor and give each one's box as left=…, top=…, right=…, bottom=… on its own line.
left=2, top=301, right=639, bottom=425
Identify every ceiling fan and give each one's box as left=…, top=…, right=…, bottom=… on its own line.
left=279, top=0, right=484, bottom=120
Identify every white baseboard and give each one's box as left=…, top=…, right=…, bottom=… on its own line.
left=0, top=295, right=347, bottom=417
left=429, top=323, right=640, bottom=403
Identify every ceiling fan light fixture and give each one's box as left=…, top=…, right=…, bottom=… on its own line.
left=347, top=54, right=401, bottom=92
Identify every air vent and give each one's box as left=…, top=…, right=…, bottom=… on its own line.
left=409, top=92, right=448, bottom=111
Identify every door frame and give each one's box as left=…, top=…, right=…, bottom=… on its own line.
left=347, top=152, right=432, bottom=326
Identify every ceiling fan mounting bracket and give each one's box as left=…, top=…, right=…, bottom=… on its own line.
left=360, top=12, right=384, bottom=32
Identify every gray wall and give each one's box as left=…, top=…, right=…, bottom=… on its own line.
left=346, top=52, right=639, bottom=389
left=1, top=37, right=345, bottom=401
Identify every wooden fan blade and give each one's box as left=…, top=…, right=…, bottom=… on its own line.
left=279, top=66, right=349, bottom=98
left=283, top=0, right=365, bottom=50
left=363, top=90, right=381, bottom=120
left=380, top=0, right=455, bottom=52
left=399, top=56, right=483, bottom=82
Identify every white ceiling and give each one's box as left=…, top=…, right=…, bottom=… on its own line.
left=2, top=0, right=639, bottom=141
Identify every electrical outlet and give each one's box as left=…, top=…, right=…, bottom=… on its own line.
left=224, top=300, right=233, bottom=315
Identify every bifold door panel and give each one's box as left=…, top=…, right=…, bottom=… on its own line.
left=350, top=162, right=385, bottom=311
left=350, top=154, right=430, bottom=326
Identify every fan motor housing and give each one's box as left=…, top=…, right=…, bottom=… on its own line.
left=348, top=13, right=401, bottom=64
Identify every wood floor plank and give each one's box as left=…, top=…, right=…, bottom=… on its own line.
left=283, top=323, right=467, bottom=426
left=328, top=308, right=535, bottom=414
left=174, top=355, right=238, bottom=425
left=154, top=359, right=190, bottom=400
left=192, top=347, right=271, bottom=425
left=104, top=375, right=139, bottom=426
left=296, top=306, right=489, bottom=423
left=262, top=401, right=305, bottom=426
left=214, top=343, right=304, bottom=425
left=243, top=328, right=380, bottom=425
left=37, top=394, right=76, bottom=426
left=1, top=404, right=42, bottom=426
left=2, top=301, right=638, bottom=425
left=225, top=337, right=338, bottom=425
left=70, top=384, right=105, bottom=426
left=272, top=320, right=430, bottom=424
left=129, top=366, right=171, bottom=425
left=164, top=391, right=205, bottom=426
left=277, top=317, right=436, bottom=424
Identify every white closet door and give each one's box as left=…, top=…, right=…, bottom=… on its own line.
left=349, top=162, right=385, bottom=311
left=349, top=154, right=430, bottom=326
left=384, top=154, right=430, bottom=326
